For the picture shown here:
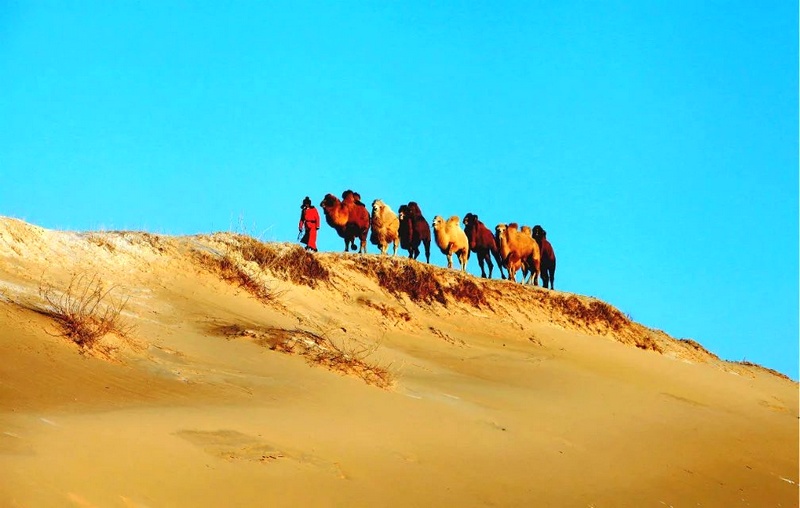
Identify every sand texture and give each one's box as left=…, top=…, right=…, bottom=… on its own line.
left=0, top=217, right=796, bottom=507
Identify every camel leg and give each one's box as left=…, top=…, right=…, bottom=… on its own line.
left=492, top=249, right=505, bottom=279
left=424, top=240, right=431, bottom=264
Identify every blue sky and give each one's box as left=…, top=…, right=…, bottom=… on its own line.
left=1, top=2, right=797, bottom=378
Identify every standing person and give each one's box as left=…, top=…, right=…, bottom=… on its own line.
left=298, top=196, right=320, bottom=252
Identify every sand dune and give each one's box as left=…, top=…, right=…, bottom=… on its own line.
left=0, top=217, right=796, bottom=507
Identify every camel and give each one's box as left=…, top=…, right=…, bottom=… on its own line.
left=463, top=213, right=505, bottom=279
left=370, top=199, right=400, bottom=255
left=495, top=223, right=541, bottom=284
left=319, top=190, right=370, bottom=253
left=532, top=225, right=556, bottom=289
left=432, top=215, right=469, bottom=271
left=398, top=202, right=431, bottom=263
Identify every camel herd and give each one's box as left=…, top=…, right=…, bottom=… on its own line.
left=317, top=190, right=556, bottom=288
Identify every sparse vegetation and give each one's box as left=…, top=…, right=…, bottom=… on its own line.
left=679, top=338, right=719, bottom=359
left=540, top=292, right=630, bottom=332
left=85, top=233, right=116, bottom=252
left=215, top=324, right=393, bottom=389
left=195, top=251, right=276, bottom=303
left=733, top=361, right=791, bottom=381
left=194, top=235, right=330, bottom=302
left=373, top=261, right=447, bottom=306
left=428, top=325, right=465, bottom=346
left=357, top=297, right=412, bottom=323
left=360, top=257, right=487, bottom=308
left=447, top=275, right=489, bottom=308
left=38, top=273, right=132, bottom=350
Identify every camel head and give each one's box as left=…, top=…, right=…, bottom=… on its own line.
left=398, top=204, right=408, bottom=222
left=372, top=199, right=385, bottom=215
left=495, top=223, right=507, bottom=242
left=407, top=202, right=422, bottom=218
left=320, top=194, right=340, bottom=210
left=431, top=215, right=445, bottom=231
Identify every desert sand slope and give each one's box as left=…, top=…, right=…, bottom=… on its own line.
left=0, top=217, right=796, bottom=507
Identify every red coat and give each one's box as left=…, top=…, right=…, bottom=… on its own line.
left=299, top=206, right=321, bottom=250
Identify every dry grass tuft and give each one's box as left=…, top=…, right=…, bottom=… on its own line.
left=358, top=297, right=412, bottom=323
left=447, top=276, right=490, bottom=309
left=679, top=338, right=720, bottom=359
left=255, top=244, right=330, bottom=288
left=195, top=251, right=276, bottom=303
left=632, top=333, right=662, bottom=352
left=733, top=361, right=791, bottom=381
left=120, top=231, right=167, bottom=253
left=85, top=233, right=116, bottom=252
left=197, top=235, right=330, bottom=292
left=544, top=293, right=630, bottom=331
left=216, top=324, right=394, bottom=389
left=373, top=262, right=447, bottom=306
left=37, top=274, right=133, bottom=351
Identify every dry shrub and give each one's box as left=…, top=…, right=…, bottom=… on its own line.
left=358, top=297, right=412, bottom=323
left=212, top=235, right=330, bottom=289
left=259, top=245, right=330, bottom=288
left=195, top=251, right=275, bottom=303
left=353, top=257, right=489, bottom=309
left=733, top=361, right=791, bottom=381
left=38, top=274, right=132, bottom=350
left=546, top=294, right=630, bottom=331
left=373, top=262, right=446, bottom=306
left=85, top=233, right=116, bottom=252
left=679, top=338, right=720, bottom=359
left=216, top=324, right=393, bottom=389
left=428, top=325, right=465, bottom=346
left=633, top=333, right=662, bottom=352
left=120, top=231, right=167, bottom=253
left=447, top=276, right=489, bottom=309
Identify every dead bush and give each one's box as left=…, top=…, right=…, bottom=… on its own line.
left=201, top=235, right=330, bottom=289
left=679, top=338, right=719, bottom=359
left=447, top=276, right=489, bottom=309
left=215, top=324, right=393, bottom=389
left=85, top=233, right=116, bottom=252
left=38, top=274, right=132, bottom=350
left=545, top=294, right=630, bottom=331
left=195, top=251, right=275, bottom=303
left=257, top=244, right=330, bottom=288
left=733, top=361, right=790, bottom=381
left=358, top=297, right=412, bottom=323
left=374, top=262, right=446, bottom=306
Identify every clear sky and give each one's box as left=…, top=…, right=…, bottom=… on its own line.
left=1, top=2, right=797, bottom=378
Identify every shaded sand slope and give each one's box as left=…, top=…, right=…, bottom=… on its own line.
left=0, top=217, right=796, bottom=507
